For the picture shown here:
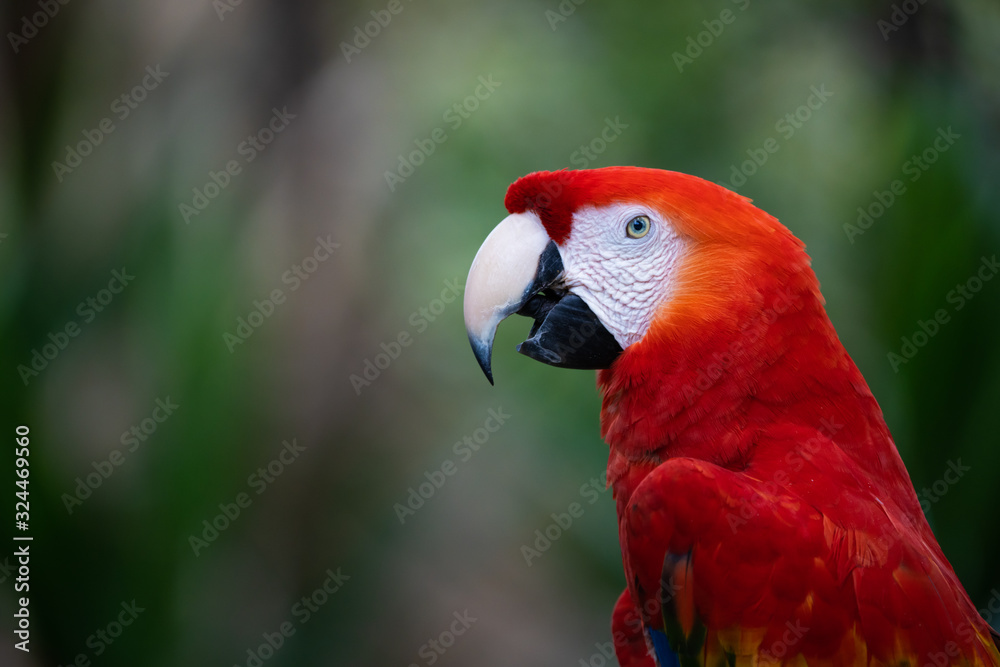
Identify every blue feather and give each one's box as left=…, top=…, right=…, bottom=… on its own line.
left=647, top=628, right=680, bottom=667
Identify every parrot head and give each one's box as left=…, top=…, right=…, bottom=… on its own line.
left=464, top=166, right=816, bottom=385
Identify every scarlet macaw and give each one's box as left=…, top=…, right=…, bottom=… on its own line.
left=463, top=167, right=1000, bottom=666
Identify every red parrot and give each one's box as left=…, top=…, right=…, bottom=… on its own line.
left=462, top=167, right=1000, bottom=666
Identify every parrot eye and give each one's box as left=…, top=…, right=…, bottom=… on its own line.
left=626, top=215, right=651, bottom=239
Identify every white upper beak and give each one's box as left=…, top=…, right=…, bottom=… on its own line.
left=463, top=212, right=551, bottom=383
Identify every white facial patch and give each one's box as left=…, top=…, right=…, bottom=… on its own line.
left=559, top=203, right=687, bottom=349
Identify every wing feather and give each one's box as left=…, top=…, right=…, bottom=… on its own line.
left=620, top=426, right=1000, bottom=666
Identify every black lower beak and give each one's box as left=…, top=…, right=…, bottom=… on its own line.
left=510, top=241, right=623, bottom=371
left=515, top=291, right=623, bottom=370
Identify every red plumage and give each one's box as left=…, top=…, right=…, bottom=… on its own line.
left=506, top=168, right=1000, bottom=666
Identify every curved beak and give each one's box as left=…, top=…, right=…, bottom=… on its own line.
left=463, top=212, right=622, bottom=384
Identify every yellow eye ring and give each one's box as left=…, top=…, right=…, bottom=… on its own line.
left=626, top=215, right=651, bottom=238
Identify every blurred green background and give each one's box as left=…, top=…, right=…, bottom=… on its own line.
left=2, top=0, right=999, bottom=665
